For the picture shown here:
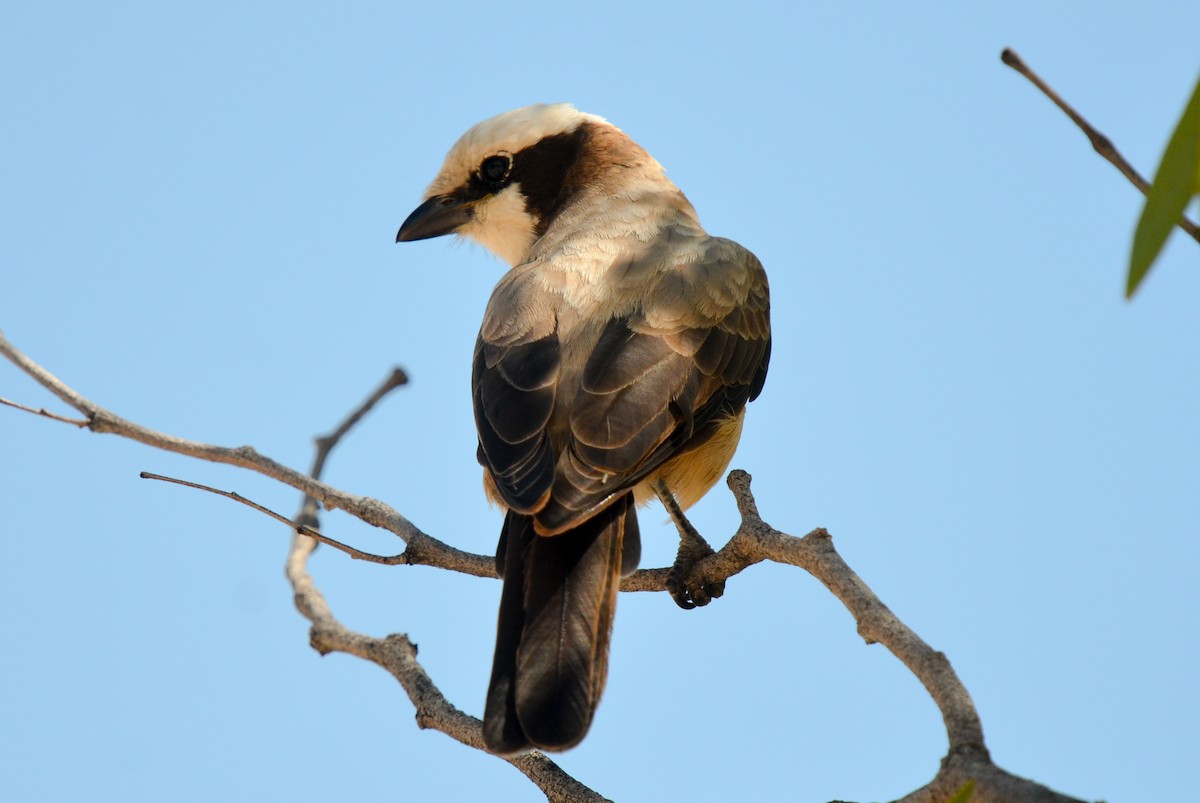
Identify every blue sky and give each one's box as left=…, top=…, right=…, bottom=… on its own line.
left=2, top=2, right=1197, bottom=801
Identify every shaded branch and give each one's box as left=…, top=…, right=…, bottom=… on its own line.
left=1001, top=47, right=1200, bottom=245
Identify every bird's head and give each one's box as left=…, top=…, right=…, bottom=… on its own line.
left=396, top=103, right=667, bottom=266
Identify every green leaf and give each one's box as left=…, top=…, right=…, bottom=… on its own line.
left=1128, top=73, right=1200, bottom=298
left=946, top=779, right=977, bottom=803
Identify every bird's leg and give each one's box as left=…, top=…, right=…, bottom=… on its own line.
left=655, top=479, right=725, bottom=609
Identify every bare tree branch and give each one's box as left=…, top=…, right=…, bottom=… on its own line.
left=2, top=332, right=1088, bottom=802
left=0, top=329, right=494, bottom=579
left=1001, top=47, right=1200, bottom=245
left=723, top=471, right=984, bottom=755
left=308, top=366, right=409, bottom=485
left=280, top=369, right=609, bottom=802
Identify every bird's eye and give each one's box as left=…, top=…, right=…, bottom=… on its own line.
left=480, top=154, right=511, bottom=184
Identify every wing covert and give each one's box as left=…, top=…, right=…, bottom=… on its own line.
left=473, top=332, right=560, bottom=513
left=533, top=237, right=771, bottom=533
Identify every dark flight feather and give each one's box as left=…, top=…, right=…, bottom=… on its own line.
left=483, top=495, right=636, bottom=753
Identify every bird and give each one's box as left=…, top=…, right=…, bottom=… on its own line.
left=396, top=104, right=771, bottom=754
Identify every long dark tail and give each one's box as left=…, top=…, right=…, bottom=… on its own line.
left=483, top=493, right=640, bottom=754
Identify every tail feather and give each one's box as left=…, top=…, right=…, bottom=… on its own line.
left=483, top=494, right=639, bottom=753
left=483, top=513, right=533, bottom=753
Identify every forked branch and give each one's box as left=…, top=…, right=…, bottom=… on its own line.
left=279, top=370, right=609, bottom=802
left=1, top=329, right=1085, bottom=802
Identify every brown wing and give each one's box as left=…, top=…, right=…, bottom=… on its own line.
left=472, top=265, right=564, bottom=514
left=473, top=332, right=560, bottom=513
left=533, top=237, right=771, bottom=534
left=474, top=236, right=770, bottom=532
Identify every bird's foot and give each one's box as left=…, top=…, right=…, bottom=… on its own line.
left=655, top=479, right=725, bottom=609
left=665, top=524, right=725, bottom=610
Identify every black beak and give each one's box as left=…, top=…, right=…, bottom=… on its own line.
left=396, top=194, right=474, bottom=242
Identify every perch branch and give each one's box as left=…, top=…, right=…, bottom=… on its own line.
left=3, top=333, right=1085, bottom=802
left=1001, top=47, right=1200, bottom=244
left=619, top=471, right=1083, bottom=802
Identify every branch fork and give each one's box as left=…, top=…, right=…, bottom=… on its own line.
left=2, top=327, right=1085, bottom=801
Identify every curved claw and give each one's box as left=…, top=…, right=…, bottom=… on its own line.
left=666, top=570, right=698, bottom=609
left=667, top=548, right=724, bottom=609
left=680, top=575, right=725, bottom=608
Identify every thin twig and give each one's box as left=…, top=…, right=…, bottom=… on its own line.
left=1001, top=47, right=1200, bottom=244
left=140, top=471, right=410, bottom=565
left=308, top=367, right=408, bottom=494
left=297, top=366, right=408, bottom=534
left=0, top=396, right=89, bottom=427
